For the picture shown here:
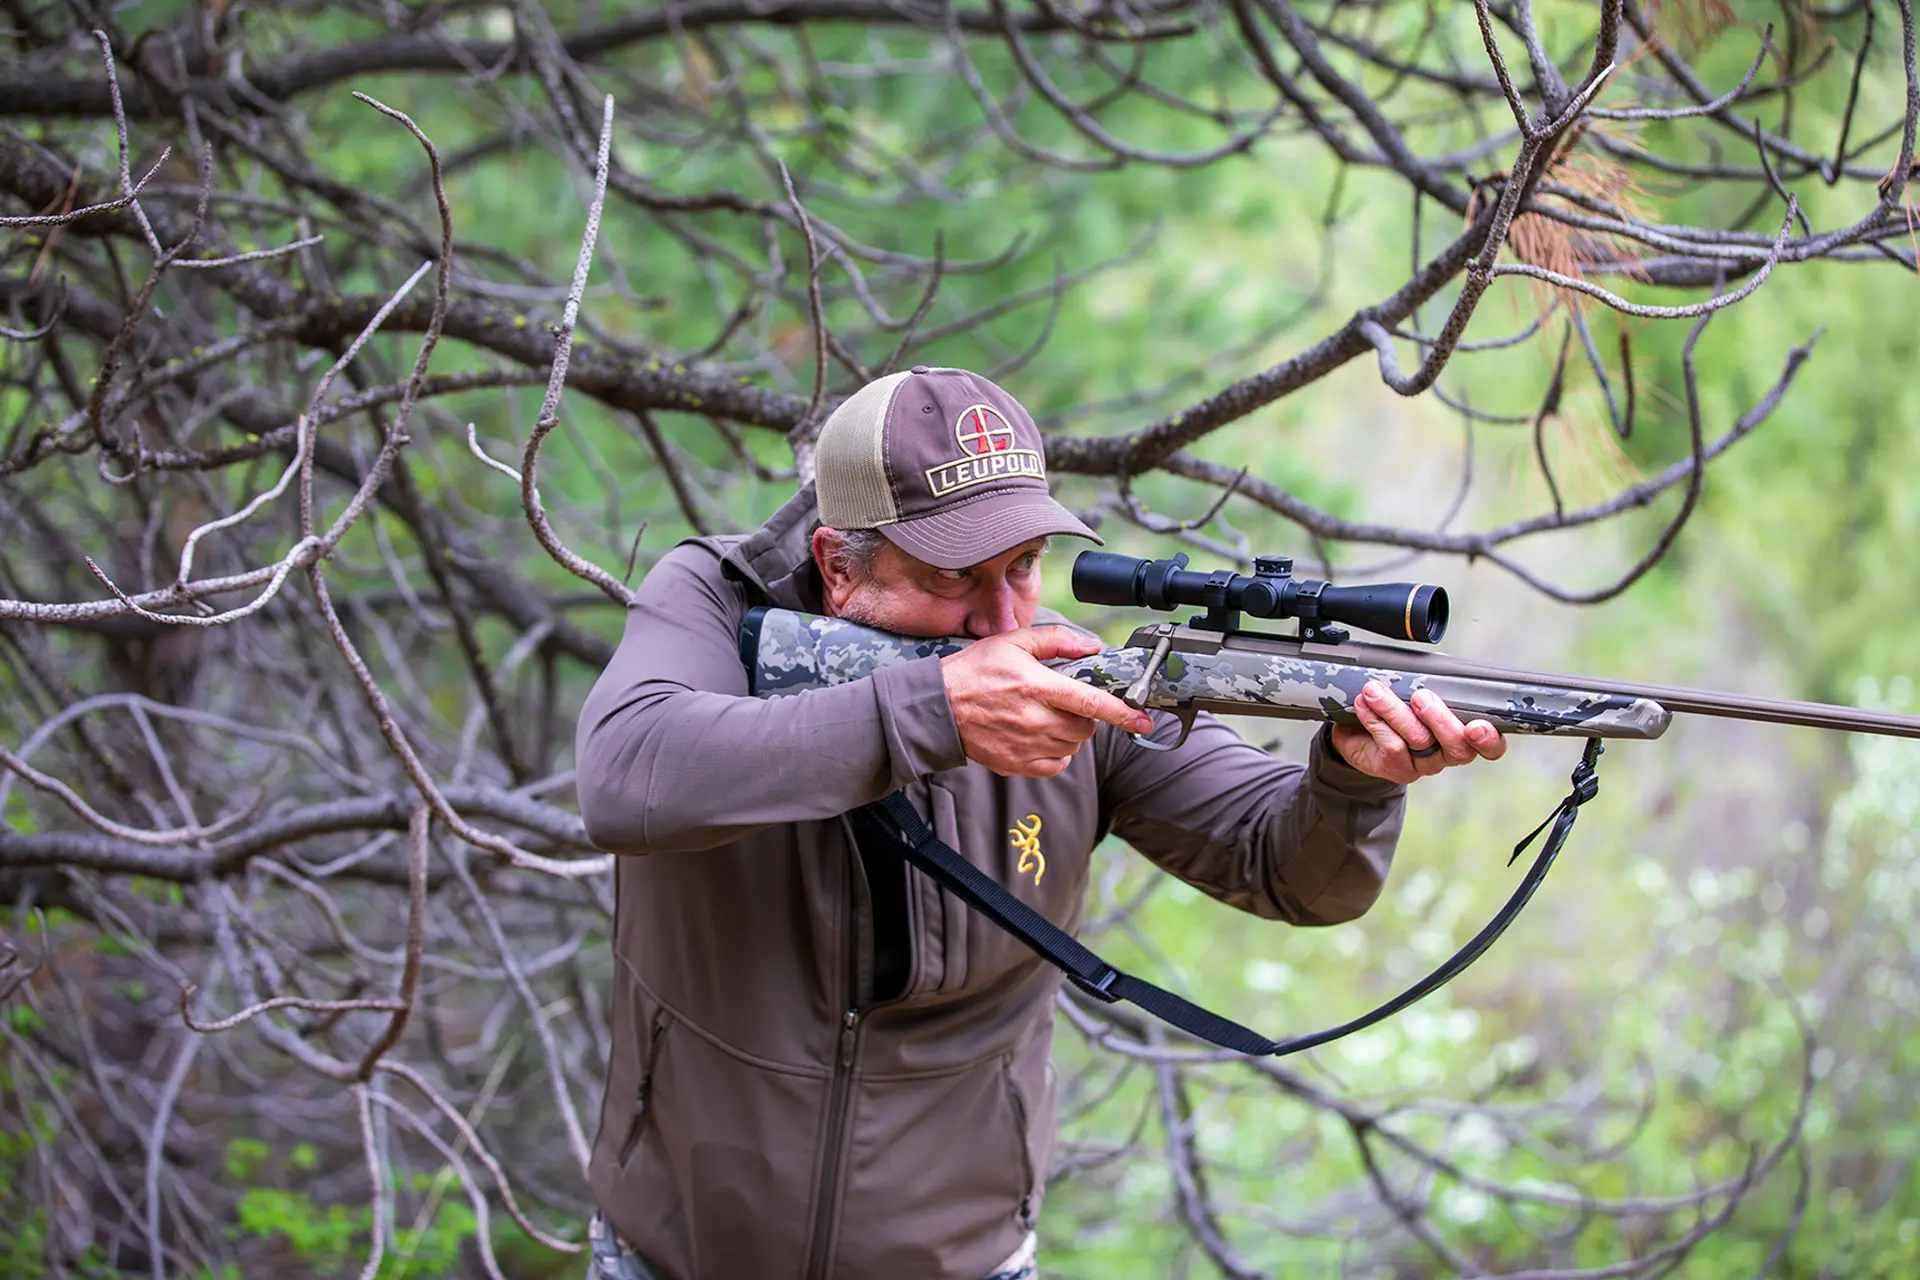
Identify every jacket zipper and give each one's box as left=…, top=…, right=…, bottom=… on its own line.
left=806, top=819, right=871, bottom=1280
left=807, top=798, right=930, bottom=1275
left=617, top=1011, right=671, bottom=1166
left=805, top=1006, right=860, bottom=1278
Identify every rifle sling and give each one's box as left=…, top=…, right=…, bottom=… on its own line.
left=850, top=737, right=1605, bottom=1058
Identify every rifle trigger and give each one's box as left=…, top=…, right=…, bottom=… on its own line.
left=1129, top=706, right=1196, bottom=753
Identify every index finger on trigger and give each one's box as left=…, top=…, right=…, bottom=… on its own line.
left=1037, top=670, right=1155, bottom=735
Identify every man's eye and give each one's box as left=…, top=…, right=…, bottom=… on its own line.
left=1012, top=555, right=1038, bottom=573
left=935, top=568, right=969, bottom=583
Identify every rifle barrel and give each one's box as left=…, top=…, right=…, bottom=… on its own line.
left=1298, top=638, right=1920, bottom=742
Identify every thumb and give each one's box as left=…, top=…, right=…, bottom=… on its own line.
left=1003, top=625, right=1105, bottom=662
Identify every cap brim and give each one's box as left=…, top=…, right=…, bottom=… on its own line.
left=879, top=492, right=1101, bottom=571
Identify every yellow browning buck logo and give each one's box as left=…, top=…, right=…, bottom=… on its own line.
left=1009, top=814, right=1045, bottom=886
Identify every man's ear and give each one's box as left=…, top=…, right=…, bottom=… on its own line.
left=812, top=526, right=852, bottom=613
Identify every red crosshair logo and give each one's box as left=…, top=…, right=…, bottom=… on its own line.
left=955, top=404, right=1016, bottom=457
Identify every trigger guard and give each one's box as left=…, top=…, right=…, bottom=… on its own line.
left=1127, top=708, right=1196, bottom=753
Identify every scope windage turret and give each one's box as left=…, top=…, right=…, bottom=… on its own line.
left=1072, top=551, right=1449, bottom=644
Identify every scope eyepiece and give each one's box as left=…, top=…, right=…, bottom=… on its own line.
left=1071, top=551, right=1154, bottom=608
left=1070, top=550, right=1448, bottom=644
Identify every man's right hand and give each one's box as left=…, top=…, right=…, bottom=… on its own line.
left=939, top=627, right=1156, bottom=778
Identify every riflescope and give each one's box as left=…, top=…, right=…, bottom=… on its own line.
left=1072, top=551, right=1449, bottom=645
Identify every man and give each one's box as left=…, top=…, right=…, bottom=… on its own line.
left=574, top=366, right=1505, bottom=1279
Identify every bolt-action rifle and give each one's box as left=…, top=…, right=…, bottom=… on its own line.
left=738, top=551, right=1920, bottom=1059
left=744, top=550, right=1920, bottom=748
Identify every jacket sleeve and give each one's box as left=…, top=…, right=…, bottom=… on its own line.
left=574, top=542, right=966, bottom=854
left=1094, top=713, right=1407, bottom=925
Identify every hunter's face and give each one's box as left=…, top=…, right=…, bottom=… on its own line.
left=817, top=534, right=1048, bottom=640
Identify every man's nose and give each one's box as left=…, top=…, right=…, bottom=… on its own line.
left=964, top=580, right=1020, bottom=638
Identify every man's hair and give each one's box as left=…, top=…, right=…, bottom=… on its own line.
left=816, top=525, right=1050, bottom=580
left=817, top=526, right=890, bottom=580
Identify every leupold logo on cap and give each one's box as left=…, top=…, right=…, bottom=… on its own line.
left=925, top=404, right=1043, bottom=497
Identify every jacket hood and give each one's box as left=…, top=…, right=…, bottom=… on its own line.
left=721, top=482, right=825, bottom=612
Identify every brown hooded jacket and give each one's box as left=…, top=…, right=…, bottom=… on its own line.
left=574, top=487, right=1407, bottom=1279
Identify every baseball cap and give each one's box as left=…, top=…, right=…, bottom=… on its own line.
left=812, top=366, right=1101, bottom=571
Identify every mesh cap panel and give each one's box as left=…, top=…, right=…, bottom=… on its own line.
left=814, top=370, right=911, bottom=529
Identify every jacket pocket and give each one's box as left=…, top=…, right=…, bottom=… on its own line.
left=834, top=1052, right=1036, bottom=1277
left=601, top=992, right=827, bottom=1277
left=1001, top=1056, right=1037, bottom=1230
left=617, top=1008, right=672, bottom=1167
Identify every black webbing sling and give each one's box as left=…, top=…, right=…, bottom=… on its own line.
left=851, top=738, right=1604, bottom=1058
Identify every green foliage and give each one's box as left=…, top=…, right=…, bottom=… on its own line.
left=384, top=1197, right=478, bottom=1279
left=0, top=1094, right=63, bottom=1279
left=92, top=933, right=139, bottom=958
left=226, top=1185, right=483, bottom=1280
left=232, top=1188, right=365, bottom=1275
left=22, top=909, right=72, bottom=934
left=223, top=1136, right=272, bottom=1180
left=203, top=1134, right=569, bottom=1280
left=0, top=1209, right=48, bottom=1280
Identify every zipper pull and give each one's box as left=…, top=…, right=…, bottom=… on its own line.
left=840, top=1009, right=859, bottom=1065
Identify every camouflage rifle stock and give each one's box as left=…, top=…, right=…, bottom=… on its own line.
left=741, top=607, right=1920, bottom=748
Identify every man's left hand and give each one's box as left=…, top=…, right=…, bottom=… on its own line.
left=1331, top=681, right=1507, bottom=784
